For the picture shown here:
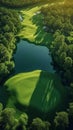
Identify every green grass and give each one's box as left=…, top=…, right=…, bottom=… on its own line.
left=4, top=70, right=67, bottom=117
left=18, top=1, right=64, bottom=45
left=18, top=2, right=53, bottom=45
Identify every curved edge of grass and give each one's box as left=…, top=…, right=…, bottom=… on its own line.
left=4, top=70, right=68, bottom=118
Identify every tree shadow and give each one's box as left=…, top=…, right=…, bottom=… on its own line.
left=4, top=71, right=68, bottom=121
left=28, top=72, right=58, bottom=119
left=21, top=1, right=49, bottom=11
left=31, top=13, right=53, bottom=46
left=28, top=71, right=68, bottom=120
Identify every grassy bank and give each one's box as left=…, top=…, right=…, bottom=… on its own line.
left=4, top=70, right=67, bottom=118
left=18, top=1, right=64, bottom=45
left=18, top=3, right=53, bottom=45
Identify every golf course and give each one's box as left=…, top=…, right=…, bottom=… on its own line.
left=0, top=0, right=73, bottom=129
left=3, top=0, right=68, bottom=119
left=19, top=2, right=53, bottom=45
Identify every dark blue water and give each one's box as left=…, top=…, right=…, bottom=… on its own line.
left=14, top=40, right=54, bottom=73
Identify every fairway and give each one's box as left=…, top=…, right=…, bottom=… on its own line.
left=4, top=70, right=67, bottom=116
left=19, top=2, right=53, bottom=45
left=19, top=1, right=64, bottom=45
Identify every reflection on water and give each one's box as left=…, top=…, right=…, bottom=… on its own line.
left=14, top=40, right=54, bottom=73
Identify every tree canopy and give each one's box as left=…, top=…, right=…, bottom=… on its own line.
left=0, top=7, right=21, bottom=82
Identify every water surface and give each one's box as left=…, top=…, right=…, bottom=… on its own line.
left=14, top=40, right=54, bottom=73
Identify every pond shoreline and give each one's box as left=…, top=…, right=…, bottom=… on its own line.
left=14, top=40, right=55, bottom=74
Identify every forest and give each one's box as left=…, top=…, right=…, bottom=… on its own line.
left=0, top=0, right=49, bottom=7
left=0, top=7, right=21, bottom=82
left=0, top=102, right=73, bottom=130
left=41, top=2, right=73, bottom=86
left=0, top=0, right=73, bottom=130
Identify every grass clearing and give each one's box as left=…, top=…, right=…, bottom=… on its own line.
left=18, top=1, right=64, bottom=45
left=18, top=3, right=53, bottom=45
left=4, top=70, right=67, bottom=118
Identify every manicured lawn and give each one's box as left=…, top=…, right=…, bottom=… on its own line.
left=19, top=3, right=53, bottom=45
left=4, top=70, right=67, bottom=117
left=18, top=1, right=64, bottom=45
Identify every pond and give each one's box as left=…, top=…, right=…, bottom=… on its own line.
left=14, top=40, right=54, bottom=73
left=2, top=40, right=68, bottom=121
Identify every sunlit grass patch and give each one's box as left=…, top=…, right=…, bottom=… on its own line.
left=18, top=3, right=53, bottom=45
left=4, top=70, right=67, bottom=116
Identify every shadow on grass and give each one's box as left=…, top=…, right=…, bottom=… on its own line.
left=11, top=71, right=69, bottom=121
left=31, top=13, right=53, bottom=46
left=28, top=71, right=68, bottom=120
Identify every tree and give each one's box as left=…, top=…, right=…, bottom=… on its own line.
left=0, top=7, right=21, bottom=83
left=64, top=57, right=72, bottom=69
left=67, top=45, right=73, bottom=59
left=19, top=113, right=28, bottom=126
left=15, top=113, right=28, bottom=130
left=0, top=103, right=3, bottom=115
left=0, top=108, right=15, bottom=130
left=0, top=63, right=9, bottom=76
left=54, top=112, right=69, bottom=130
left=68, top=103, right=73, bottom=130
left=68, top=103, right=73, bottom=117
left=6, top=61, right=15, bottom=71
left=0, top=44, right=10, bottom=62
left=67, top=32, right=73, bottom=44
left=30, top=117, right=50, bottom=130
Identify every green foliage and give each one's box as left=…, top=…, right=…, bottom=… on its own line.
left=68, top=102, right=73, bottom=116
left=68, top=102, right=73, bottom=130
left=41, top=3, right=73, bottom=35
left=0, top=103, right=3, bottom=114
left=14, top=113, right=28, bottom=130
left=54, top=111, right=69, bottom=130
left=41, top=3, right=73, bottom=85
left=19, top=113, right=28, bottom=126
left=64, top=57, right=72, bottom=69
left=51, top=31, right=73, bottom=84
left=0, top=7, right=21, bottom=82
left=0, top=0, right=49, bottom=7
left=30, top=117, right=50, bottom=130
left=0, top=108, right=16, bottom=130
left=0, top=102, right=73, bottom=130
left=0, top=63, right=9, bottom=76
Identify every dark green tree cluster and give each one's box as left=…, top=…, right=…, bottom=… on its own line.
left=0, top=103, right=51, bottom=130
left=0, top=0, right=49, bottom=8
left=41, top=3, right=73, bottom=86
left=30, top=117, right=51, bottom=130
left=0, top=7, right=21, bottom=82
left=0, top=102, right=73, bottom=130
left=51, top=31, right=73, bottom=85
left=41, top=3, right=73, bottom=35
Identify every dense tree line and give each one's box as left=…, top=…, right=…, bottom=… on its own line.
left=41, top=2, right=73, bottom=86
left=40, top=4, right=73, bottom=128
left=0, top=102, right=73, bottom=130
left=0, top=7, right=21, bottom=82
left=0, top=0, right=49, bottom=8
